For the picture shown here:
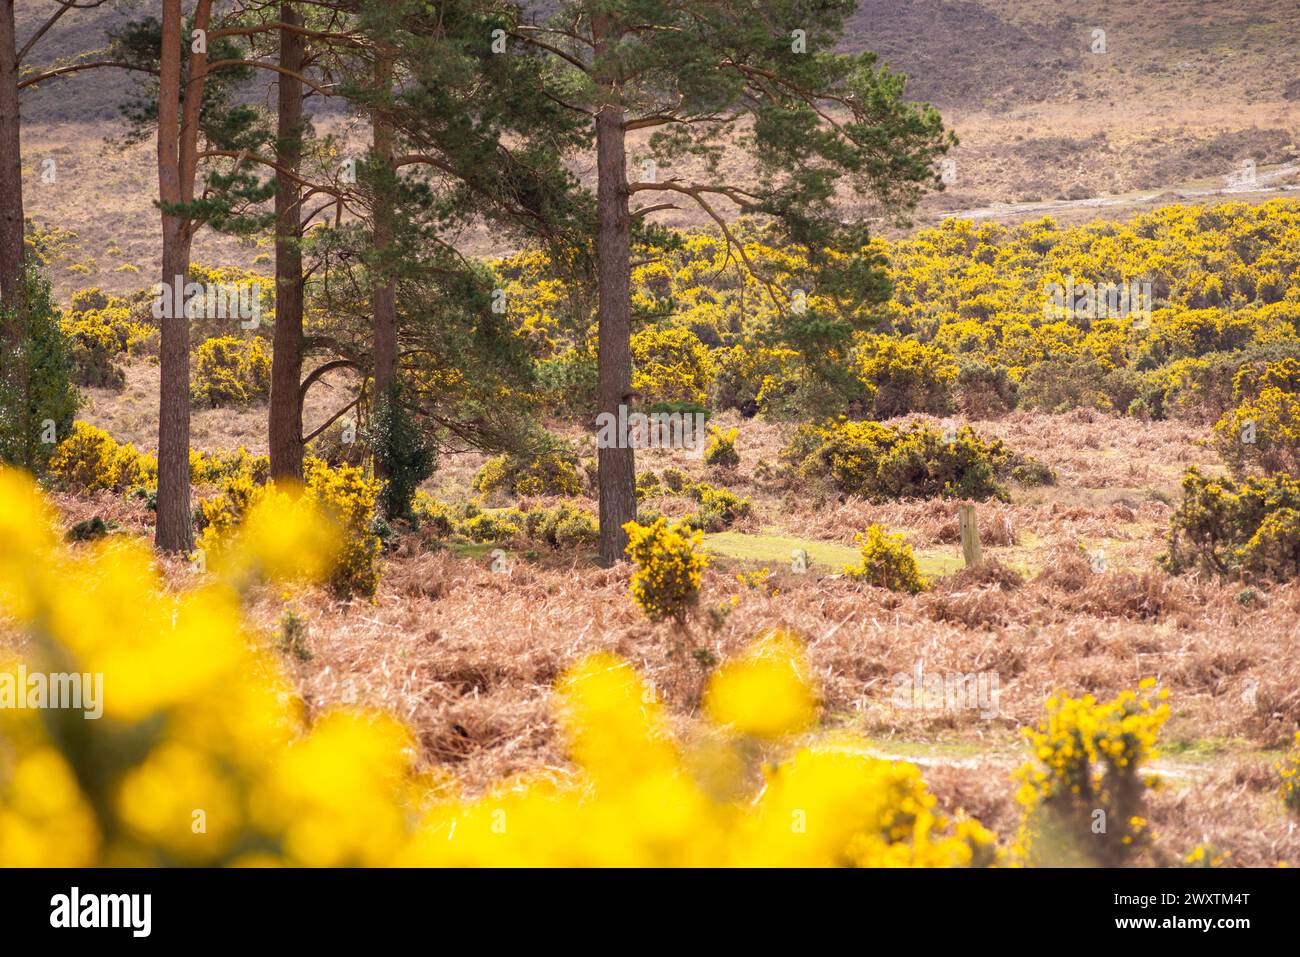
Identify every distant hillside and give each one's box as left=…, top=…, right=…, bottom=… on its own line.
left=13, top=0, right=1300, bottom=298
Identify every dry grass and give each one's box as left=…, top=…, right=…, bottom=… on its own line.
left=39, top=401, right=1300, bottom=865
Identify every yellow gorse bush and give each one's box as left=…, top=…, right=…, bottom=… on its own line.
left=47, top=421, right=156, bottom=493
left=0, top=468, right=1001, bottom=867
left=1015, top=679, right=1169, bottom=866
left=703, top=426, right=740, bottom=468
left=492, top=201, right=1300, bottom=426
left=704, top=630, right=817, bottom=739
left=1213, top=385, right=1300, bottom=476
left=192, top=335, right=272, bottom=408
left=843, top=523, right=928, bottom=593
left=196, top=458, right=379, bottom=597
left=622, top=517, right=709, bottom=624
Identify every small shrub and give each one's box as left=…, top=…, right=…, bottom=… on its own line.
left=303, top=461, right=382, bottom=598
left=1212, top=386, right=1300, bottom=476
left=458, top=511, right=523, bottom=543
left=522, top=502, right=597, bottom=549
left=278, top=607, right=312, bottom=661
left=197, top=460, right=381, bottom=598
left=842, top=524, right=926, bottom=593
left=47, top=421, right=155, bottom=493
left=635, top=471, right=662, bottom=499
left=1019, top=357, right=1139, bottom=414
left=622, top=517, right=709, bottom=624
left=955, top=360, right=1017, bottom=417
left=0, top=262, right=79, bottom=471
left=190, top=447, right=269, bottom=487
left=1015, top=680, right=1169, bottom=866
left=371, top=383, right=436, bottom=521
left=690, top=482, right=752, bottom=532
left=411, top=491, right=455, bottom=537
left=194, top=472, right=262, bottom=543
left=60, top=302, right=146, bottom=389
left=1010, top=458, right=1057, bottom=487
left=703, top=426, right=740, bottom=468
left=1238, top=507, right=1300, bottom=581
left=789, top=420, right=1015, bottom=503
left=474, top=446, right=582, bottom=498
left=661, top=467, right=688, bottom=492
left=67, top=516, right=112, bottom=542
left=69, top=288, right=111, bottom=312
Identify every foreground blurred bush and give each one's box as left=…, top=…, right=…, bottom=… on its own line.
left=0, top=467, right=1007, bottom=866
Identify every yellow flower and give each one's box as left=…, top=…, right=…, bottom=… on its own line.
left=705, top=630, right=818, bottom=739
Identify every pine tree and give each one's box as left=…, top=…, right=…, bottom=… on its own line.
left=507, top=0, right=956, bottom=563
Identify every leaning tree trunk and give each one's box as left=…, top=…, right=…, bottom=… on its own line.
left=0, top=0, right=24, bottom=310
left=370, top=53, right=397, bottom=479
left=268, top=4, right=306, bottom=481
left=592, top=30, right=636, bottom=565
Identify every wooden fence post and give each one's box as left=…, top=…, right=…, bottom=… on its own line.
left=959, top=503, right=982, bottom=568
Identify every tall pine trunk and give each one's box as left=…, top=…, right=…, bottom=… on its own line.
left=269, top=5, right=305, bottom=481
left=370, top=53, right=397, bottom=478
left=0, top=0, right=24, bottom=309
left=593, top=16, right=636, bottom=566
left=154, top=0, right=211, bottom=552
left=156, top=220, right=193, bottom=552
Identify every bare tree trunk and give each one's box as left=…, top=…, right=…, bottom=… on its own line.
left=0, top=0, right=24, bottom=309
left=154, top=0, right=211, bottom=552
left=370, top=52, right=397, bottom=478
left=593, top=16, right=636, bottom=566
left=268, top=3, right=305, bottom=481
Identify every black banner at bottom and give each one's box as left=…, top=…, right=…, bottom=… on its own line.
left=0, top=866, right=1287, bottom=943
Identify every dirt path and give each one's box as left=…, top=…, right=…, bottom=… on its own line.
left=948, top=161, right=1300, bottom=222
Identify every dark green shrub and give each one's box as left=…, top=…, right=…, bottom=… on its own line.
left=1019, top=357, right=1141, bottom=414
left=372, top=383, right=436, bottom=521
left=0, top=263, right=79, bottom=474
left=67, top=516, right=112, bottom=542
left=955, top=360, right=1018, bottom=416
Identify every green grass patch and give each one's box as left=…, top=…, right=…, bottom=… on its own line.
left=704, top=529, right=962, bottom=579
